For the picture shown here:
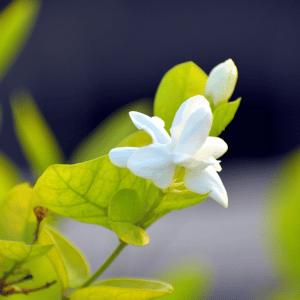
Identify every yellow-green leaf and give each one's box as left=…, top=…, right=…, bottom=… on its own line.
left=11, top=90, right=65, bottom=175
left=209, top=97, right=241, bottom=137
left=71, top=99, right=152, bottom=163
left=0, top=240, right=53, bottom=262
left=0, top=183, right=37, bottom=244
left=109, top=221, right=149, bottom=247
left=39, top=225, right=90, bottom=289
left=70, top=278, right=173, bottom=300
left=154, top=61, right=208, bottom=132
left=34, top=155, right=147, bottom=228
left=117, top=130, right=152, bottom=148
left=0, top=151, right=21, bottom=202
left=0, top=0, right=40, bottom=82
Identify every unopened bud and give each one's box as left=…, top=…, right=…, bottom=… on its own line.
left=205, top=59, right=238, bottom=106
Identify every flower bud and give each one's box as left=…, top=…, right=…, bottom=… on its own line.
left=204, top=59, right=238, bottom=106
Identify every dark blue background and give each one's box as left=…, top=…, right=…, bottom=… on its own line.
left=1, top=0, right=299, bottom=167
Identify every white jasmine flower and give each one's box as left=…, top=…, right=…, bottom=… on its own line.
left=109, top=95, right=228, bottom=207
left=205, top=59, right=238, bottom=106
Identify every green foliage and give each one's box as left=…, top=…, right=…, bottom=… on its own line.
left=117, top=130, right=152, bottom=148
left=0, top=240, right=53, bottom=262
left=0, top=0, right=40, bottom=83
left=0, top=152, right=21, bottom=202
left=155, top=190, right=209, bottom=215
left=262, top=148, right=300, bottom=297
left=0, top=183, right=37, bottom=244
left=69, top=278, right=173, bottom=300
left=71, top=99, right=152, bottom=163
left=11, top=90, right=65, bottom=176
left=109, top=189, right=149, bottom=246
left=39, top=226, right=90, bottom=289
left=34, top=155, right=147, bottom=229
left=209, top=97, right=241, bottom=137
left=154, top=259, right=213, bottom=300
left=154, top=61, right=208, bottom=132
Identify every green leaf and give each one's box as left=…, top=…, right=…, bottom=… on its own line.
left=71, top=99, right=152, bottom=163
left=0, top=0, right=41, bottom=82
left=209, top=97, right=241, bottom=137
left=109, top=222, right=150, bottom=247
left=39, top=225, right=90, bottom=289
left=154, top=61, right=208, bottom=132
left=0, top=183, right=37, bottom=244
left=11, top=90, right=65, bottom=176
left=262, top=147, right=300, bottom=282
left=34, top=155, right=147, bottom=228
left=0, top=151, right=21, bottom=202
left=154, top=259, right=213, bottom=300
left=117, top=130, right=152, bottom=148
left=0, top=240, right=53, bottom=262
left=70, top=278, right=173, bottom=300
left=109, top=189, right=145, bottom=223
left=154, top=191, right=209, bottom=215
left=109, top=189, right=149, bottom=246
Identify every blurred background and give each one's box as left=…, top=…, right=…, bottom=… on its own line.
left=1, top=0, right=300, bottom=299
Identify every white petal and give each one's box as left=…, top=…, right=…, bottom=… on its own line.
left=184, top=165, right=228, bottom=208
left=173, top=105, right=212, bottom=156
left=195, top=136, right=228, bottom=160
left=109, top=147, right=138, bottom=167
left=127, top=144, right=175, bottom=188
left=129, top=111, right=171, bottom=144
left=205, top=59, right=238, bottom=106
left=170, top=95, right=211, bottom=142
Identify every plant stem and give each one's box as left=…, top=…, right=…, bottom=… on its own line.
left=80, top=241, right=127, bottom=288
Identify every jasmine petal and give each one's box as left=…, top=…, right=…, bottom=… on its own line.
left=109, top=147, right=139, bottom=167
left=184, top=165, right=228, bottom=208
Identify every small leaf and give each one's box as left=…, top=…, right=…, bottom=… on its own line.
left=155, top=191, right=209, bottom=215
left=11, top=90, right=65, bottom=175
left=117, top=130, right=152, bottom=148
left=109, top=221, right=150, bottom=246
left=0, top=151, right=21, bottom=202
left=0, top=183, right=37, bottom=244
left=109, top=189, right=149, bottom=246
left=209, top=97, right=241, bottom=137
left=71, top=99, right=152, bottom=163
left=109, top=189, right=145, bottom=223
left=70, top=278, right=173, bottom=300
left=39, top=225, right=90, bottom=289
left=0, top=0, right=41, bottom=82
left=0, top=240, right=53, bottom=262
left=34, top=155, right=147, bottom=228
left=154, top=61, right=208, bottom=132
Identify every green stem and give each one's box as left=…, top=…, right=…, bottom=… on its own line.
left=80, top=241, right=127, bottom=289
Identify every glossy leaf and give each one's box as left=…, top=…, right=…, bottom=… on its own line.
left=0, top=183, right=37, bottom=244
left=0, top=240, right=53, bottom=262
left=34, top=155, right=147, bottom=228
left=154, top=61, right=208, bottom=132
left=11, top=90, right=65, bottom=175
left=0, top=0, right=40, bottom=82
left=0, top=151, right=21, bottom=202
left=71, top=99, right=152, bottom=163
left=70, top=278, right=173, bottom=300
left=209, top=97, right=241, bottom=137
left=39, top=225, right=90, bottom=289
